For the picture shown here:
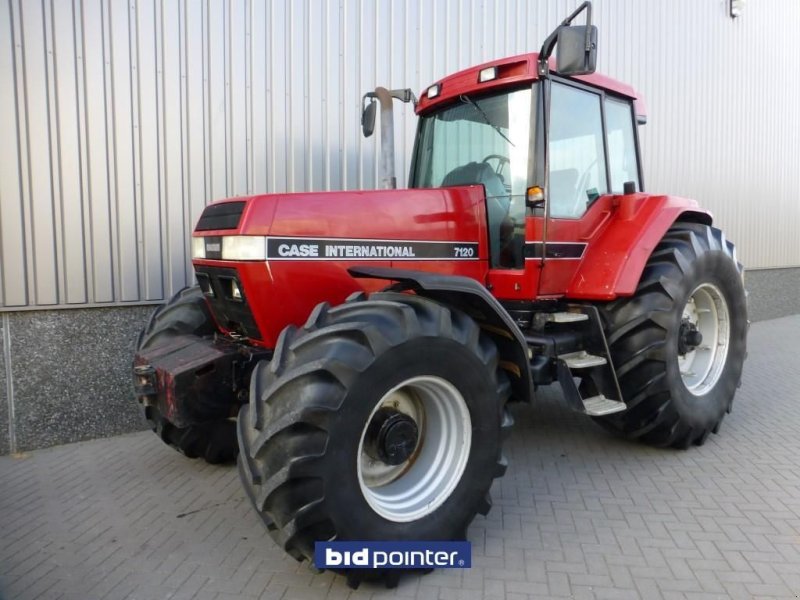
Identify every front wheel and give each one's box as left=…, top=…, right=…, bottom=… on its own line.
left=590, top=223, right=748, bottom=448
left=237, top=292, right=511, bottom=587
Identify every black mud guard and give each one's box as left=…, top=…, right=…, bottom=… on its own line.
left=349, top=266, right=533, bottom=404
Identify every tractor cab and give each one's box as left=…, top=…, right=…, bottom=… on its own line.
left=363, top=1, right=646, bottom=301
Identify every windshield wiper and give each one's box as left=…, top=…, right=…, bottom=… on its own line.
left=459, top=94, right=515, bottom=147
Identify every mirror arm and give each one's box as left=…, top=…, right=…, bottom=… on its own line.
left=365, top=88, right=417, bottom=108
left=389, top=88, right=418, bottom=107
left=537, top=0, right=593, bottom=76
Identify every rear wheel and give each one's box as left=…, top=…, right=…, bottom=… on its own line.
left=589, top=223, right=747, bottom=448
left=136, top=286, right=238, bottom=464
left=237, top=292, right=512, bottom=588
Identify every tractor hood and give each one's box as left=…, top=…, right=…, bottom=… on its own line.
left=190, top=187, right=491, bottom=347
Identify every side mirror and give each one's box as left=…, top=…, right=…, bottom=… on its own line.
left=555, top=25, right=598, bottom=76
left=361, top=99, right=377, bottom=137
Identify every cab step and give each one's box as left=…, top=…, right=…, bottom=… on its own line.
left=582, top=395, right=627, bottom=416
left=560, top=350, right=607, bottom=369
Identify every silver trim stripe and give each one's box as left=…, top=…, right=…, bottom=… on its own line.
left=524, top=242, right=587, bottom=260
left=266, top=237, right=480, bottom=261
left=197, top=235, right=482, bottom=261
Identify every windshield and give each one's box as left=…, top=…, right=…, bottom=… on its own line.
left=411, top=87, right=533, bottom=194
left=411, top=86, right=533, bottom=268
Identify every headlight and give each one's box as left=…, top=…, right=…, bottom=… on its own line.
left=191, top=236, right=267, bottom=260
left=191, top=237, right=206, bottom=259
left=221, top=236, right=267, bottom=260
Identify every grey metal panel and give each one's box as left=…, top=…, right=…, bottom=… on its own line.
left=183, top=0, right=206, bottom=284
left=1, top=0, right=799, bottom=311
left=210, top=0, right=228, bottom=200
left=19, top=0, right=59, bottom=306
left=51, top=0, right=86, bottom=305
left=134, top=0, right=163, bottom=301
left=0, top=0, right=27, bottom=307
left=108, top=0, right=140, bottom=303
left=161, top=0, right=186, bottom=295
left=81, top=0, right=113, bottom=303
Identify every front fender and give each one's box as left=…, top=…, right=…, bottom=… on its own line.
left=566, top=194, right=712, bottom=300
left=348, top=266, right=533, bottom=404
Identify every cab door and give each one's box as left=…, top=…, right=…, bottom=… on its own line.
left=537, top=79, right=642, bottom=297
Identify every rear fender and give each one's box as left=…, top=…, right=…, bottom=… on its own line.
left=566, top=195, right=712, bottom=300
left=349, top=266, right=533, bottom=404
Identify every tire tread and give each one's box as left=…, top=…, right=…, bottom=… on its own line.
left=237, top=292, right=511, bottom=586
left=592, top=223, right=746, bottom=448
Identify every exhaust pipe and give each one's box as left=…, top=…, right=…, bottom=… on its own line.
left=374, top=87, right=397, bottom=189
left=361, top=87, right=417, bottom=190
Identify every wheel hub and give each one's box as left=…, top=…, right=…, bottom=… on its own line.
left=357, top=375, right=472, bottom=522
left=678, top=319, right=703, bottom=355
left=364, top=408, right=419, bottom=465
left=677, top=283, right=731, bottom=396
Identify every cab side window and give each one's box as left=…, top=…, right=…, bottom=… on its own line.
left=604, top=97, right=640, bottom=193
left=548, top=82, right=608, bottom=219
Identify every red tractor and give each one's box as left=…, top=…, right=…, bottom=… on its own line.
left=133, top=3, right=747, bottom=588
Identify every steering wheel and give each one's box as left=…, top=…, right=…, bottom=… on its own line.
left=481, top=154, right=511, bottom=192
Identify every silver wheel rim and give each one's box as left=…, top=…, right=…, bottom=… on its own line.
left=357, top=375, right=472, bottom=522
left=678, top=283, right=730, bottom=396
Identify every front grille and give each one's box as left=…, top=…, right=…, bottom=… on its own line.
left=195, top=201, right=246, bottom=231
left=194, top=266, right=261, bottom=340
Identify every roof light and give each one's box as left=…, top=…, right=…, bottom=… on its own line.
left=426, top=84, right=440, bottom=99
left=478, top=66, right=497, bottom=83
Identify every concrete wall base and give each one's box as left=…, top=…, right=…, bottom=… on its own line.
left=1, top=307, right=152, bottom=454
left=743, top=267, right=800, bottom=323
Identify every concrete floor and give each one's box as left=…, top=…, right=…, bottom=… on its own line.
left=1, top=316, right=799, bottom=600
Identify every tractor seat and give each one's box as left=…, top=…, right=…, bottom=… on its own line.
left=442, top=161, right=507, bottom=201
left=442, top=162, right=510, bottom=266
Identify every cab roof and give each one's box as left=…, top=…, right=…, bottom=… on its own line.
left=416, top=52, right=646, bottom=121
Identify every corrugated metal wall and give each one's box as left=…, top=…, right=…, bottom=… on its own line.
left=2, top=0, right=799, bottom=310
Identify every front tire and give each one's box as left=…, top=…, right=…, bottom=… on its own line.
left=237, top=292, right=511, bottom=587
left=590, top=223, right=747, bottom=448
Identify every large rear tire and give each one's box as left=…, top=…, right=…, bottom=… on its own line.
left=237, top=292, right=512, bottom=588
left=136, top=286, right=238, bottom=464
left=590, top=223, right=747, bottom=448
